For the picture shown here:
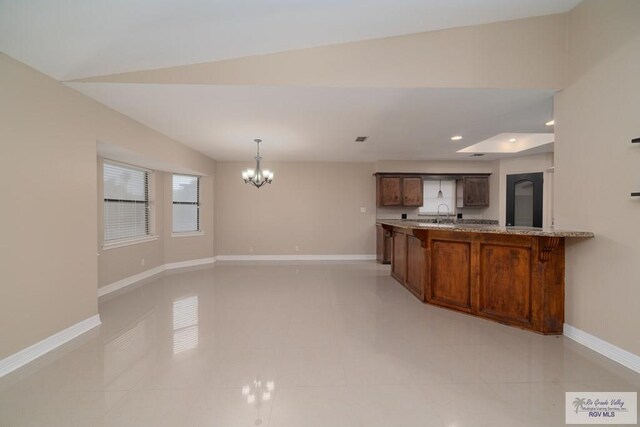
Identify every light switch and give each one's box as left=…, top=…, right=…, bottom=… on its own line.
left=360, top=207, right=367, bottom=213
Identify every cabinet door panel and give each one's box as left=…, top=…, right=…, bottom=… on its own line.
left=406, top=235, right=425, bottom=300
left=478, top=244, right=532, bottom=325
left=428, top=239, right=472, bottom=311
left=464, top=176, right=489, bottom=207
left=379, top=177, right=402, bottom=206
left=402, top=177, right=423, bottom=206
left=376, top=225, right=385, bottom=264
left=392, top=231, right=407, bottom=282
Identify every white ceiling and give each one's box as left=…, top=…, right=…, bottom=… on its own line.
left=69, top=83, right=555, bottom=162
left=458, top=133, right=555, bottom=154
left=0, top=0, right=581, bottom=81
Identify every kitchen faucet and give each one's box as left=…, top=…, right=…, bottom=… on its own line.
left=436, top=203, right=450, bottom=224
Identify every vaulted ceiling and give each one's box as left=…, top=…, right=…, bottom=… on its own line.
left=0, top=0, right=581, bottom=161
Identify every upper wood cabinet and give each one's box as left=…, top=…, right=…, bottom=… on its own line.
left=375, top=173, right=489, bottom=208
left=402, top=177, right=423, bottom=206
left=376, top=175, right=423, bottom=207
left=378, top=177, right=402, bottom=206
left=462, top=176, right=490, bottom=207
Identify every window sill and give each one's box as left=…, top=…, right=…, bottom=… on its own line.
left=103, top=235, right=159, bottom=250
left=171, top=231, right=204, bottom=238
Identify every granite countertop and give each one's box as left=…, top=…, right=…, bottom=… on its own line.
left=376, top=219, right=595, bottom=238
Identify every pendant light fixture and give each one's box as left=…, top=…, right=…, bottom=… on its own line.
left=242, top=139, right=273, bottom=189
left=437, top=180, right=444, bottom=199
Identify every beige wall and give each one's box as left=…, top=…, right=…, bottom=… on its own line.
left=78, top=14, right=568, bottom=90
left=215, top=162, right=376, bottom=256
left=0, top=52, right=215, bottom=360
left=374, top=160, right=500, bottom=221
left=555, top=0, right=640, bottom=355
left=0, top=54, right=98, bottom=360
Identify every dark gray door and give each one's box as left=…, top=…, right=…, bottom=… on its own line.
left=506, top=172, right=543, bottom=227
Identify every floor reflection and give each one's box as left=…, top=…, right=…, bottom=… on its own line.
left=173, top=295, right=199, bottom=354
left=242, top=377, right=275, bottom=425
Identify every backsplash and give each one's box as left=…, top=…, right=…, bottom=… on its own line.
left=376, top=206, right=492, bottom=221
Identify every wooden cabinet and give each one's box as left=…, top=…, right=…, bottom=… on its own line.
left=376, top=224, right=392, bottom=264
left=478, top=243, right=532, bottom=326
left=402, top=177, right=423, bottom=206
left=376, top=175, right=423, bottom=207
left=426, top=237, right=472, bottom=312
left=405, top=234, right=425, bottom=300
left=375, top=173, right=489, bottom=208
left=390, top=228, right=425, bottom=300
left=378, top=177, right=402, bottom=206
left=391, top=230, right=407, bottom=282
left=387, top=225, right=566, bottom=334
left=461, top=176, right=489, bottom=207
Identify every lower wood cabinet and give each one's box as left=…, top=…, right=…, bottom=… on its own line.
left=387, top=226, right=565, bottom=334
left=405, top=235, right=425, bottom=300
left=376, top=224, right=392, bottom=264
left=478, top=243, right=532, bottom=326
left=391, top=230, right=407, bottom=282
left=427, top=238, right=472, bottom=312
left=390, top=228, right=425, bottom=300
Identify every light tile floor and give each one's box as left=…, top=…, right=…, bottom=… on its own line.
left=0, top=261, right=638, bottom=426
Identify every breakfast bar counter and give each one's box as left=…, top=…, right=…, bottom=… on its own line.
left=377, top=220, right=594, bottom=334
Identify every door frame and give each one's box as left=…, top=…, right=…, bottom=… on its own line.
left=506, top=172, right=544, bottom=227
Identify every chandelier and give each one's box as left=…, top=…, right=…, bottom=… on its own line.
left=242, top=139, right=273, bottom=188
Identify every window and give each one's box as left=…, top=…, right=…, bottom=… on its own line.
left=103, top=161, right=150, bottom=241
left=172, top=174, right=200, bottom=232
left=419, top=179, right=456, bottom=215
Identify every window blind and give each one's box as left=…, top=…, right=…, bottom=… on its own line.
left=172, top=174, right=199, bottom=232
left=420, top=180, right=456, bottom=215
left=103, top=161, right=150, bottom=241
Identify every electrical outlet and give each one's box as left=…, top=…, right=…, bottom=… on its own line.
left=141, top=258, right=145, bottom=266
left=360, top=207, right=367, bottom=213
left=295, top=245, right=300, bottom=252
left=249, top=246, right=254, bottom=253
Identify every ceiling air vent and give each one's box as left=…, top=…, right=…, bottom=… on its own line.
left=470, top=153, right=485, bottom=157
left=355, top=136, right=368, bottom=142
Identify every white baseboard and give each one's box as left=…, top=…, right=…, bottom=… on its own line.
left=97, top=265, right=165, bottom=297
left=564, top=323, right=640, bottom=374
left=0, top=314, right=101, bottom=378
left=98, top=257, right=217, bottom=298
left=215, top=254, right=377, bottom=261
left=165, top=257, right=216, bottom=270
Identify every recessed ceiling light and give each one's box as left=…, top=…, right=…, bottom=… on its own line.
left=509, top=138, right=517, bottom=142
left=451, top=135, right=463, bottom=141
left=546, top=120, right=555, bottom=126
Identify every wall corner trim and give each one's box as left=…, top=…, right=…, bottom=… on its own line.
left=0, top=314, right=101, bottom=378
left=564, top=323, right=640, bottom=374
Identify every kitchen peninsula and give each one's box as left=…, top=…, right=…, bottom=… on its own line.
left=377, top=220, right=594, bottom=334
